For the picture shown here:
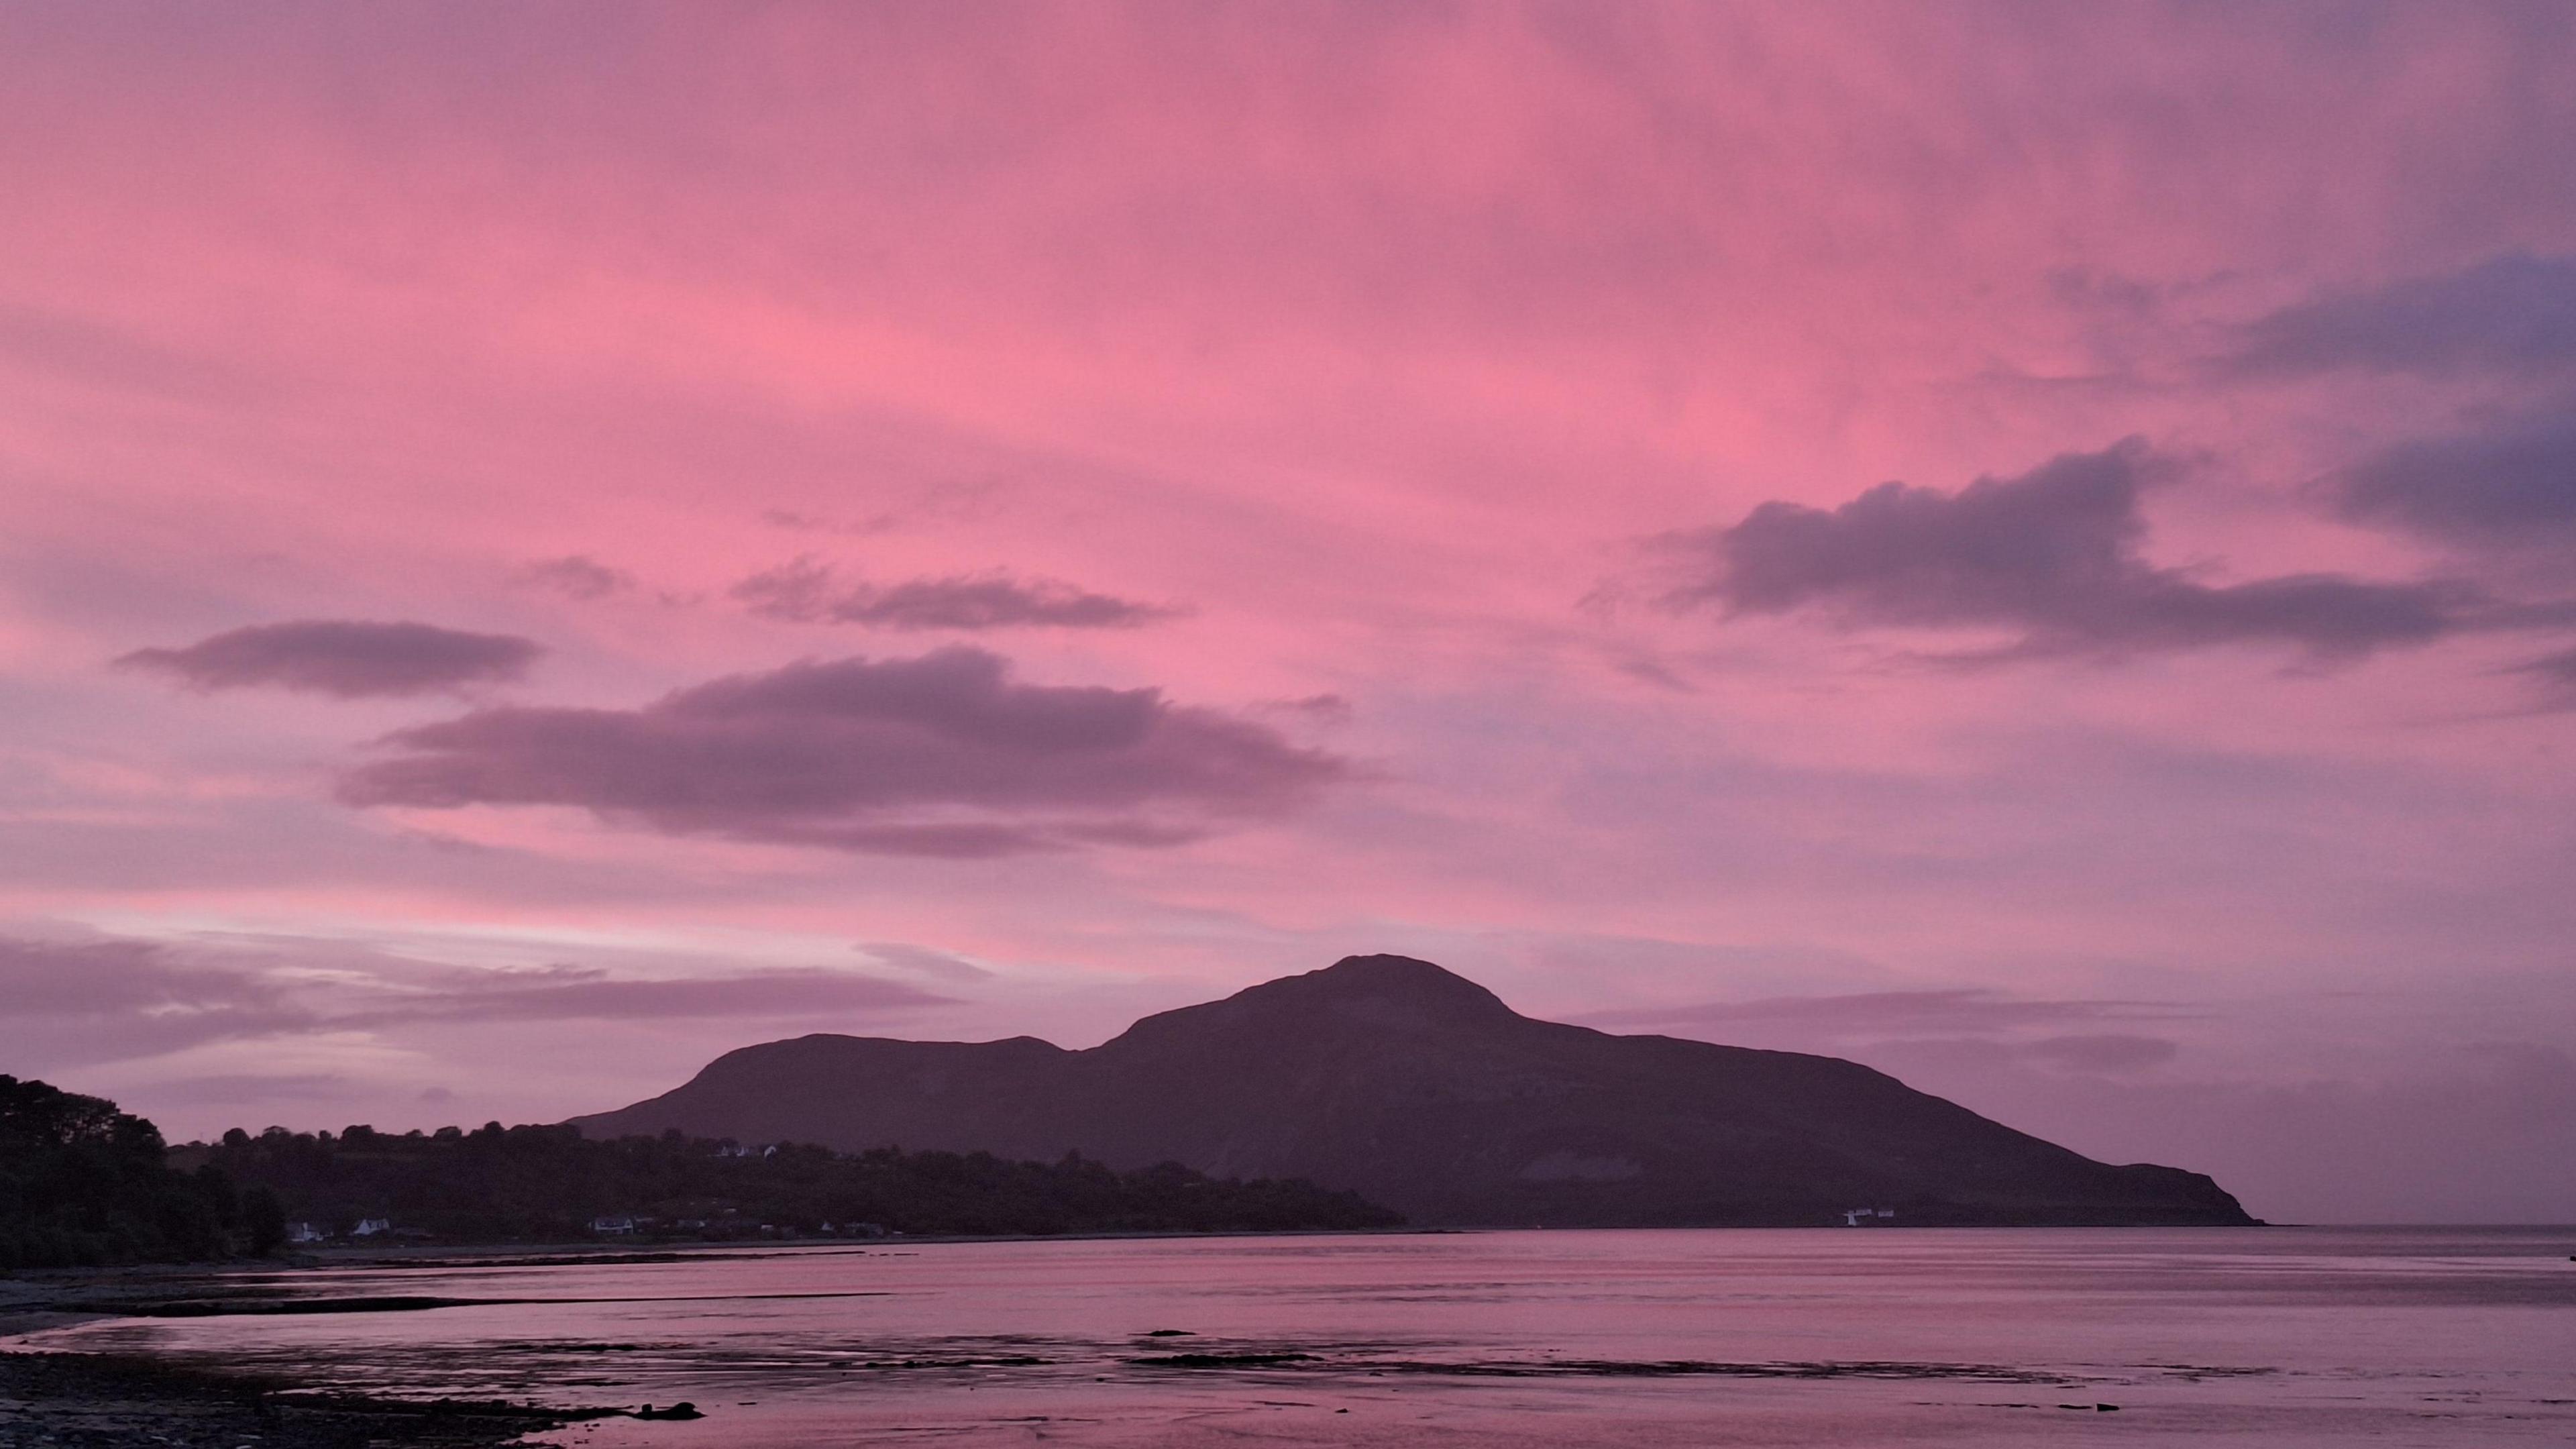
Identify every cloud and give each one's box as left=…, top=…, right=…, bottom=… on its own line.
left=0, top=934, right=288, bottom=1020
left=118, top=620, right=542, bottom=697
left=0, top=929, right=957, bottom=1075
left=144, top=1073, right=350, bottom=1106
left=1583, top=987, right=2178, bottom=1036
left=350, top=964, right=953, bottom=1024
left=0, top=302, right=255, bottom=402
left=1665, top=441, right=2477, bottom=661
left=0, top=935, right=314, bottom=1064
left=2019, top=1032, right=2180, bottom=1074
left=515, top=555, right=635, bottom=600
left=733, top=558, right=1180, bottom=630
left=339, top=646, right=1344, bottom=855
left=2513, top=645, right=2576, bottom=694
left=2222, top=254, right=2576, bottom=378
left=859, top=941, right=998, bottom=982
left=1258, top=692, right=1354, bottom=721
left=2330, top=413, right=2576, bottom=549
left=761, top=508, right=896, bottom=536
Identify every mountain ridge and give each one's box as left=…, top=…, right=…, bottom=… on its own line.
left=570, top=954, right=2255, bottom=1227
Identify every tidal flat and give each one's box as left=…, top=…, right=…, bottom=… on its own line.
left=7, top=1227, right=2575, bottom=1447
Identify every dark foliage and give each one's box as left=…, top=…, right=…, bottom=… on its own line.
left=0, top=1075, right=241, bottom=1269
left=196, top=1122, right=1403, bottom=1242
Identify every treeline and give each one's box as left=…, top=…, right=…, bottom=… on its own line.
left=1, top=1075, right=284, bottom=1270
left=191, top=1122, right=1405, bottom=1241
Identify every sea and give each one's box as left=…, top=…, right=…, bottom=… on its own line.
left=12, top=1226, right=2576, bottom=1446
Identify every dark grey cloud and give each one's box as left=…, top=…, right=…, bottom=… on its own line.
left=516, top=555, right=635, bottom=600
left=119, top=620, right=541, bottom=697
left=339, top=647, right=1344, bottom=856
left=2330, top=413, right=2576, bottom=549
left=2222, top=254, right=2576, bottom=378
left=734, top=558, right=1180, bottom=631
left=1668, top=441, right=2477, bottom=661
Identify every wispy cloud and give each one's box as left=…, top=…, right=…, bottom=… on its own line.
left=0, top=930, right=954, bottom=1072
left=515, top=555, right=636, bottom=601
left=342, top=963, right=953, bottom=1024
left=734, top=558, right=1182, bottom=631
left=1582, top=987, right=2186, bottom=1036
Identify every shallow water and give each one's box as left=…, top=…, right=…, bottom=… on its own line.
left=14, top=1227, right=2576, bottom=1446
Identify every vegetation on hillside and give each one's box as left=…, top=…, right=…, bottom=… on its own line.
left=191, top=1121, right=1405, bottom=1241
left=4, top=1074, right=1399, bottom=1265
left=0, top=1075, right=277, bottom=1269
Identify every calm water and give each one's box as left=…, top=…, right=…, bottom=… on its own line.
left=13, top=1228, right=2576, bottom=1446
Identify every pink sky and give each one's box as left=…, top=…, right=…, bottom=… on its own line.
left=4, top=3, right=2573, bottom=1223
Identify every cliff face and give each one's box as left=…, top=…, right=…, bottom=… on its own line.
left=569, top=954, right=2255, bottom=1227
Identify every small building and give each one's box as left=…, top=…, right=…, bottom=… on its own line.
left=286, top=1222, right=326, bottom=1244
left=352, top=1218, right=393, bottom=1237
left=591, top=1215, right=641, bottom=1236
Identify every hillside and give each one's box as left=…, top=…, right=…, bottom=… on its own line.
left=572, top=955, right=2255, bottom=1228
left=192, top=1126, right=1400, bottom=1240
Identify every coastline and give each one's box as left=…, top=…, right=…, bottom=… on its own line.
left=0, top=1232, right=1430, bottom=1442
left=0, top=1263, right=631, bottom=1448
left=5, top=1226, right=2563, bottom=1447
left=0, top=1349, right=604, bottom=1448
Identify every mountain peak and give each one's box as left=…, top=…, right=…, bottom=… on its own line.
left=1255, top=953, right=1521, bottom=1027
left=1313, top=953, right=1494, bottom=992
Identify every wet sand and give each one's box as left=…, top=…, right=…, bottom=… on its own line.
left=0, top=1350, right=597, bottom=1448
left=11, top=1230, right=2574, bottom=1446
left=0, top=1262, right=665, bottom=1448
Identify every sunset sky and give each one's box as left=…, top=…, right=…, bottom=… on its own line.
left=5, top=2, right=2573, bottom=1224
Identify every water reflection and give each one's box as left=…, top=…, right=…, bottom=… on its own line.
left=14, top=1227, right=2575, bottom=1446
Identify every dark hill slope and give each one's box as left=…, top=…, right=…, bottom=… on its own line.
left=570, top=955, right=2252, bottom=1227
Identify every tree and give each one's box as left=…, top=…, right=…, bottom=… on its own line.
left=243, top=1185, right=288, bottom=1256
left=0, top=1075, right=240, bottom=1269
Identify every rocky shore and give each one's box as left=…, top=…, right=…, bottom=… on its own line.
left=0, top=1350, right=598, bottom=1448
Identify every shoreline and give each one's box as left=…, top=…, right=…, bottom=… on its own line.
left=0, top=1216, right=2308, bottom=1326
left=5, top=1226, right=2559, bottom=1446
left=0, top=1348, right=616, bottom=1448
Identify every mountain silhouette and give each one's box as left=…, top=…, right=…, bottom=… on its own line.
left=570, top=954, right=2253, bottom=1226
